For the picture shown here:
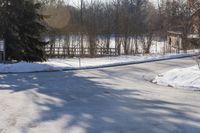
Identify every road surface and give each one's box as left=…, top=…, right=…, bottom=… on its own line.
left=0, top=57, right=200, bottom=133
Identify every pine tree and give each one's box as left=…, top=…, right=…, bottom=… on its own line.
left=0, top=0, right=47, bottom=62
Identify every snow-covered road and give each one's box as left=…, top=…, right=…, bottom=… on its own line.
left=0, top=57, right=200, bottom=133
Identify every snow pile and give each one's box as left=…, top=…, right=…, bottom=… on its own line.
left=153, top=66, right=200, bottom=90
left=0, top=52, right=198, bottom=73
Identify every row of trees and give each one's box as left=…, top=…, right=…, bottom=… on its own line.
left=45, top=0, right=199, bottom=57
left=44, top=0, right=160, bottom=56
left=0, top=0, right=199, bottom=61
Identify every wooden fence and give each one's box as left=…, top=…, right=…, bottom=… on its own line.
left=45, top=47, right=119, bottom=58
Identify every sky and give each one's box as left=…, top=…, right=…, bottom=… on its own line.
left=67, top=0, right=158, bottom=7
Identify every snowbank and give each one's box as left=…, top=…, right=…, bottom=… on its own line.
left=0, top=52, right=198, bottom=73
left=153, top=66, right=200, bottom=90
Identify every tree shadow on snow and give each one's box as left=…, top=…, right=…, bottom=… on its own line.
left=0, top=70, right=200, bottom=133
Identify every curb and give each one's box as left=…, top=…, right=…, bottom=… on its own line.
left=0, top=53, right=199, bottom=75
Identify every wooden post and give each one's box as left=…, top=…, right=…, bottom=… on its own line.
left=0, top=40, right=5, bottom=63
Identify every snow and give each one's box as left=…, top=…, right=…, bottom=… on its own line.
left=150, top=40, right=165, bottom=53
left=153, top=66, right=200, bottom=90
left=0, top=58, right=200, bottom=133
left=0, top=52, right=199, bottom=73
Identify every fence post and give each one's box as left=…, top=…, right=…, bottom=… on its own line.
left=0, top=40, right=5, bottom=63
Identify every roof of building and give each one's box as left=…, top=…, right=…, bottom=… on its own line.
left=167, top=31, right=182, bottom=35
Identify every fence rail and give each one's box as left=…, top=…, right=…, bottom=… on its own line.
left=45, top=47, right=119, bottom=58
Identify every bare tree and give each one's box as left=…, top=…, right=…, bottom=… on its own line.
left=41, top=0, right=170, bottom=58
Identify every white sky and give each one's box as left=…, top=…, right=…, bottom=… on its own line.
left=67, top=0, right=158, bottom=7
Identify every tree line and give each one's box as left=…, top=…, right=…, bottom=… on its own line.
left=0, top=0, right=199, bottom=61
left=44, top=0, right=199, bottom=57
left=44, top=0, right=160, bottom=56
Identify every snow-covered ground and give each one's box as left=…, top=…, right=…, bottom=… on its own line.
left=0, top=52, right=199, bottom=73
left=0, top=58, right=200, bottom=133
left=153, top=66, right=200, bottom=90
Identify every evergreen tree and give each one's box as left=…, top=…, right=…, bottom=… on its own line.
left=0, top=0, right=47, bottom=61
